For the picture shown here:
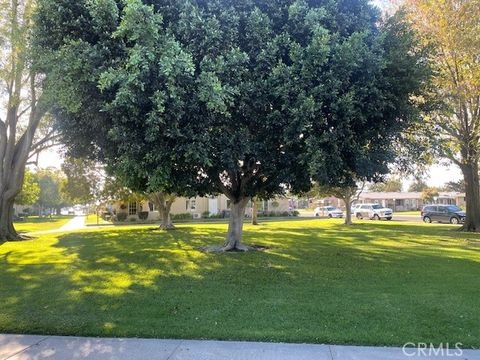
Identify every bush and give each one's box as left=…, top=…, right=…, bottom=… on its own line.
left=116, top=212, right=128, bottom=222
left=292, top=210, right=300, bottom=217
left=260, top=211, right=291, bottom=217
left=209, top=214, right=223, bottom=219
left=129, top=217, right=137, bottom=222
left=172, top=213, right=193, bottom=220
left=138, top=211, right=149, bottom=221
left=202, top=211, right=210, bottom=219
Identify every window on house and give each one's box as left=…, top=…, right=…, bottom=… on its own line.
left=148, top=202, right=155, bottom=212
left=226, top=199, right=232, bottom=209
left=186, top=199, right=197, bottom=211
left=128, top=202, right=138, bottom=215
left=263, top=200, right=269, bottom=212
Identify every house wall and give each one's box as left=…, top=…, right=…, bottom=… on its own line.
left=112, top=194, right=293, bottom=220
left=13, top=205, right=30, bottom=216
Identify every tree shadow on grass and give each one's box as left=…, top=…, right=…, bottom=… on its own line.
left=0, top=222, right=479, bottom=347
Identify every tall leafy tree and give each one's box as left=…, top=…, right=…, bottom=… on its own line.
left=405, top=0, right=480, bottom=231
left=408, top=177, right=428, bottom=192
left=307, top=11, right=430, bottom=204
left=62, top=156, right=102, bottom=205
left=35, top=168, right=66, bottom=215
left=35, top=0, right=429, bottom=250
left=0, top=0, right=58, bottom=240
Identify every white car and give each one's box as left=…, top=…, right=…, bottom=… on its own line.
left=314, top=206, right=344, bottom=218
left=354, top=203, right=393, bottom=220
left=351, top=203, right=361, bottom=214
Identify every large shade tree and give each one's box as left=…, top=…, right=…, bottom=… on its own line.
left=0, top=0, right=58, bottom=241
left=405, top=0, right=480, bottom=231
left=36, top=0, right=428, bottom=250
left=307, top=11, right=430, bottom=213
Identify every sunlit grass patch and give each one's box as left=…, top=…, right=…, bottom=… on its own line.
left=14, top=216, right=74, bottom=233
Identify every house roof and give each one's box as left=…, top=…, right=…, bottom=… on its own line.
left=359, top=192, right=465, bottom=200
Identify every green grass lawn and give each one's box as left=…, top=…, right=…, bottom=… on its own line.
left=85, top=214, right=111, bottom=225
left=396, top=211, right=422, bottom=216
left=13, top=216, right=74, bottom=233
left=0, top=219, right=479, bottom=347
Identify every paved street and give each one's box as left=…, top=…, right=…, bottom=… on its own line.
left=1, top=335, right=479, bottom=360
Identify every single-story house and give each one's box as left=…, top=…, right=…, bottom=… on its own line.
left=111, top=195, right=293, bottom=221
left=357, top=192, right=466, bottom=211
left=316, top=192, right=466, bottom=212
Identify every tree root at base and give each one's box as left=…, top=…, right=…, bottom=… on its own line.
left=458, top=224, right=480, bottom=232
left=198, top=244, right=270, bottom=253
left=158, top=224, right=177, bottom=231
left=0, top=232, right=34, bottom=242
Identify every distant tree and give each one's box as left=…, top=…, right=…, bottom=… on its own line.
left=35, top=169, right=66, bottom=215
left=369, top=178, right=403, bottom=192
left=308, top=183, right=365, bottom=225
left=406, top=0, right=480, bottom=231
left=62, top=156, right=102, bottom=205
left=408, top=178, right=428, bottom=192
left=442, top=180, right=465, bottom=193
left=308, top=11, right=430, bottom=209
left=422, top=187, right=440, bottom=204
left=15, top=170, right=40, bottom=206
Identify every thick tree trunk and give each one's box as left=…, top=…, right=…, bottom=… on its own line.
left=159, top=203, right=175, bottom=230
left=252, top=198, right=258, bottom=225
left=460, top=162, right=480, bottom=231
left=343, top=194, right=353, bottom=225
left=0, top=197, right=21, bottom=241
left=150, top=192, right=176, bottom=230
left=223, top=198, right=250, bottom=251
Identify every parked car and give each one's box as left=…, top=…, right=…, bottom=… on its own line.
left=351, top=203, right=361, bottom=214
left=314, top=206, right=344, bottom=218
left=354, top=203, right=393, bottom=220
left=421, top=205, right=465, bottom=224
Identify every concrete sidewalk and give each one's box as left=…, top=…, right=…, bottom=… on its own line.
left=28, top=216, right=87, bottom=236
left=1, top=335, right=479, bottom=360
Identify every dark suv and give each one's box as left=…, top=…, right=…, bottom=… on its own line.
left=421, top=205, right=466, bottom=224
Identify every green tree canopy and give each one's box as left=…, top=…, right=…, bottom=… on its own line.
left=369, top=178, right=403, bottom=192
left=62, top=156, right=102, bottom=205
left=422, top=187, right=440, bottom=204
left=35, top=0, right=429, bottom=250
left=442, top=180, right=465, bottom=193
left=35, top=168, right=67, bottom=212
left=408, top=178, right=428, bottom=192
left=15, top=170, right=41, bottom=206
left=406, top=0, right=480, bottom=231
